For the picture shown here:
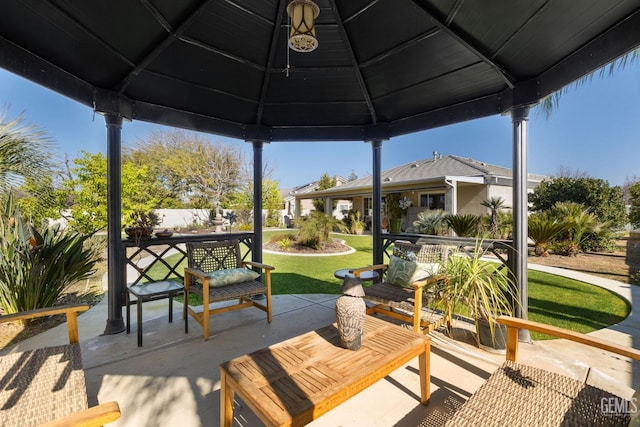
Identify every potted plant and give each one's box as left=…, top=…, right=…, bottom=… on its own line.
left=435, top=239, right=518, bottom=351
left=123, top=210, right=160, bottom=239
left=349, top=211, right=366, bottom=235
left=385, top=193, right=412, bottom=233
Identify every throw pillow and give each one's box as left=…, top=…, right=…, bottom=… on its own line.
left=386, top=256, right=418, bottom=287
left=207, top=268, right=260, bottom=287
left=410, top=262, right=441, bottom=282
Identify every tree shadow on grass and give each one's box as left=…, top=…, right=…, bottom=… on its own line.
left=528, top=297, right=629, bottom=331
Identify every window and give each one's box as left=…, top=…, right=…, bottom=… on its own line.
left=364, top=197, right=373, bottom=217
left=420, top=193, right=445, bottom=210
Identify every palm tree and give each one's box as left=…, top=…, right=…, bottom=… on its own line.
left=445, top=213, right=481, bottom=237
left=549, top=202, right=600, bottom=256
left=528, top=214, right=568, bottom=257
left=481, top=197, right=506, bottom=238
left=0, top=110, right=55, bottom=202
left=538, top=48, right=639, bottom=118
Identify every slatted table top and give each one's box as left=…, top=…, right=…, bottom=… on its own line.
left=220, top=315, right=431, bottom=427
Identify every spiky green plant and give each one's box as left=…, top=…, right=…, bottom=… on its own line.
left=434, top=239, right=518, bottom=346
left=528, top=214, right=568, bottom=256
left=410, top=210, right=448, bottom=235
left=297, top=211, right=348, bottom=249
left=445, top=214, right=481, bottom=237
left=0, top=199, right=99, bottom=315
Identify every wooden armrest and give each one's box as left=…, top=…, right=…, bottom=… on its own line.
left=38, top=401, right=121, bottom=427
left=497, top=315, right=640, bottom=362
left=242, top=261, right=275, bottom=271
left=184, top=267, right=209, bottom=281
left=409, top=274, right=445, bottom=289
left=350, top=265, right=387, bottom=278
left=0, top=304, right=90, bottom=344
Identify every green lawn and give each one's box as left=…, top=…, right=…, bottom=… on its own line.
left=149, top=231, right=630, bottom=339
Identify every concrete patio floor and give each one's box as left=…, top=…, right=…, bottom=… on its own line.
left=3, top=264, right=639, bottom=426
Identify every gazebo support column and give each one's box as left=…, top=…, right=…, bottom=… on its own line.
left=511, top=106, right=531, bottom=343
left=103, top=113, right=125, bottom=335
left=251, top=140, right=264, bottom=264
left=370, top=139, right=384, bottom=265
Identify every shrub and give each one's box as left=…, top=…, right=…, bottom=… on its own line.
left=0, top=202, right=99, bottom=314
left=297, top=211, right=348, bottom=249
left=409, top=210, right=448, bottom=235
left=445, top=214, right=481, bottom=237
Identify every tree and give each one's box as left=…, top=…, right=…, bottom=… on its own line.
left=347, top=170, right=358, bottom=181
left=65, top=151, right=158, bottom=234
left=232, top=178, right=284, bottom=228
left=481, top=197, right=506, bottom=238
left=628, top=181, right=640, bottom=229
left=0, top=111, right=56, bottom=210
left=125, top=130, right=248, bottom=211
left=312, top=173, right=337, bottom=212
left=537, top=48, right=639, bottom=118
left=529, top=177, right=626, bottom=228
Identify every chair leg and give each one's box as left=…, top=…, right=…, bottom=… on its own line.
left=413, top=287, right=424, bottom=333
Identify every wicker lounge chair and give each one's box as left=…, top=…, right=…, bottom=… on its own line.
left=352, top=241, right=452, bottom=334
left=0, top=304, right=120, bottom=426
left=437, top=316, right=640, bottom=426
left=184, top=239, right=274, bottom=340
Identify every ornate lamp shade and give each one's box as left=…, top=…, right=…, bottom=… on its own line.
left=286, top=0, right=320, bottom=52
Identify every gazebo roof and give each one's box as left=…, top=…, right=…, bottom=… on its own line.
left=1, top=1, right=639, bottom=142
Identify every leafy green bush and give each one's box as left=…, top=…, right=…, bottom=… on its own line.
left=0, top=203, right=99, bottom=314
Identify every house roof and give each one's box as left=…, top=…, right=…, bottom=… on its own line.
left=300, top=154, right=549, bottom=198
left=1, top=2, right=639, bottom=141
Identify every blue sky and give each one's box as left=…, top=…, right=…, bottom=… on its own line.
left=1, top=65, right=639, bottom=189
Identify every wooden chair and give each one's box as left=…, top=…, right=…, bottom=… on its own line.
left=436, top=316, right=640, bottom=426
left=352, top=241, right=452, bottom=334
left=184, top=239, right=274, bottom=340
left=0, top=304, right=121, bottom=426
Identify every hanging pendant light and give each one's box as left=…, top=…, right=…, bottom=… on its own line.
left=286, top=0, right=320, bottom=53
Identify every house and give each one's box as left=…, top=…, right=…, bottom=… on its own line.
left=297, top=154, right=548, bottom=230
left=280, top=177, right=352, bottom=225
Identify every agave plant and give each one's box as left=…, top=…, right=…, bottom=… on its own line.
left=0, top=199, right=99, bottom=315
left=410, top=210, right=448, bottom=235
left=445, top=214, right=481, bottom=237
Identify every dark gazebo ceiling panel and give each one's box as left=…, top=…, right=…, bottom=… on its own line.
left=187, top=1, right=276, bottom=67
left=128, top=71, right=258, bottom=124
left=341, top=1, right=439, bottom=64
left=0, top=1, right=639, bottom=141
left=266, top=70, right=363, bottom=103
left=374, top=63, right=505, bottom=122
left=143, top=41, right=265, bottom=102
left=363, top=32, right=486, bottom=100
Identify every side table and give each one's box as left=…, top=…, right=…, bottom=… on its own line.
left=334, top=268, right=379, bottom=282
left=126, top=280, right=184, bottom=346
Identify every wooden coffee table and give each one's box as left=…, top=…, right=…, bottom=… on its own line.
left=219, top=316, right=430, bottom=427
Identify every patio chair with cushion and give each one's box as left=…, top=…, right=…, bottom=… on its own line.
left=438, top=315, right=640, bottom=426
left=184, top=239, right=274, bottom=340
left=352, top=241, right=452, bottom=334
left=0, top=304, right=121, bottom=426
